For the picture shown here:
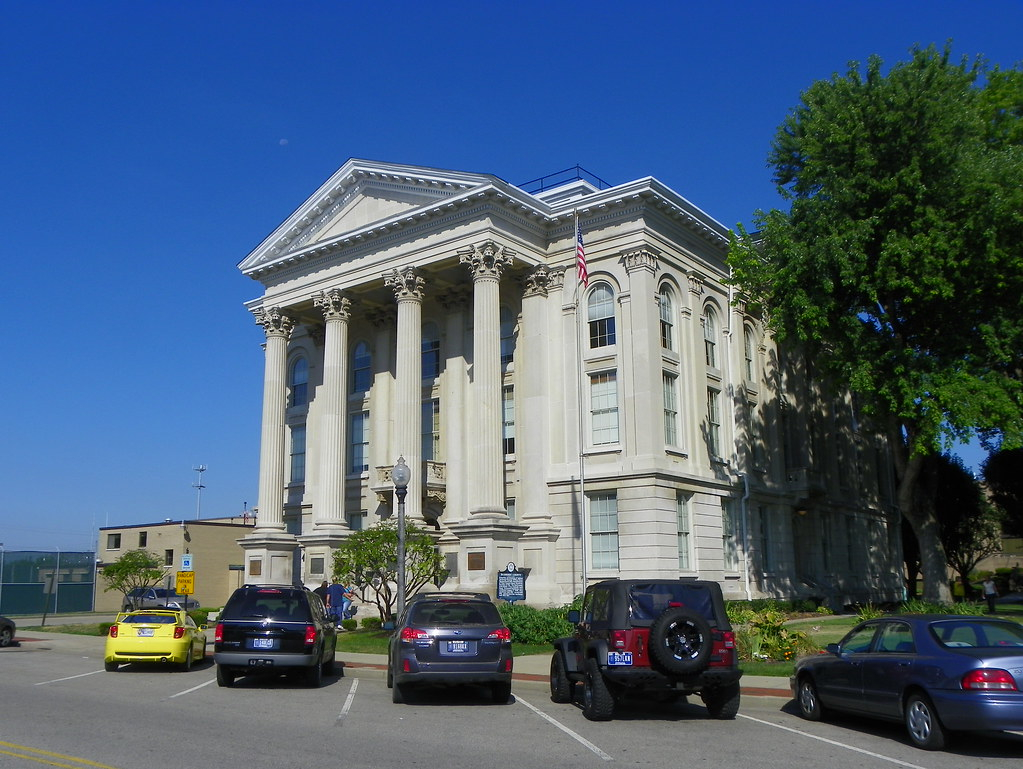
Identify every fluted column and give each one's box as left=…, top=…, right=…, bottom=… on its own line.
left=459, top=240, right=514, bottom=517
left=313, top=288, right=351, bottom=531
left=384, top=267, right=424, bottom=522
left=254, top=306, right=296, bottom=532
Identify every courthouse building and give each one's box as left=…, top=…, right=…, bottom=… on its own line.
left=237, top=159, right=903, bottom=608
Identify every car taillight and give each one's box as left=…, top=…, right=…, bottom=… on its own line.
left=173, top=626, right=185, bottom=639
left=963, top=669, right=1018, bottom=691
left=109, top=625, right=118, bottom=638
left=214, top=623, right=224, bottom=643
left=304, top=625, right=317, bottom=646
left=400, top=627, right=430, bottom=642
left=709, top=630, right=736, bottom=667
left=610, top=630, right=627, bottom=649
left=487, top=627, right=512, bottom=641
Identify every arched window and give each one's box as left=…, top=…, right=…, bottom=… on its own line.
left=743, top=326, right=756, bottom=382
left=352, top=341, right=372, bottom=393
left=422, top=322, right=440, bottom=379
left=658, top=284, right=675, bottom=351
left=289, top=356, right=308, bottom=408
left=703, top=306, right=718, bottom=368
left=500, top=306, right=516, bottom=368
left=587, top=283, right=616, bottom=349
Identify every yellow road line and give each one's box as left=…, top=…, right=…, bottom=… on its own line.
left=0, top=741, right=122, bottom=769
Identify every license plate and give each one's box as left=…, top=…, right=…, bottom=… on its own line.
left=249, top=659, right=274, bottom=667
left=252, top=637, right=275, bottom=649
left=447, top=640, right=469, bottom=653
left=137, top=628, right=154, bottom=637
left=607, top=652, right=633, bottom=666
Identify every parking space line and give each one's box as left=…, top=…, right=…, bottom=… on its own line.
left=335, top=678, right=359, bottom=726
left=34, top=670, right=104, bottom=686
left=738, top=714, right=928, bottom=769
left=0, top=740, right=123, bottom=769
left=166, top=676, right=218, bottom=699
left=514, top=694, right=613, bottom=761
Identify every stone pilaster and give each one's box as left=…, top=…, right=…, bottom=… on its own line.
left=623, top=248, right=661, bottom=462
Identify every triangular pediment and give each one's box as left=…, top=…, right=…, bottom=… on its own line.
left=238, top=159, right=498, bottom=274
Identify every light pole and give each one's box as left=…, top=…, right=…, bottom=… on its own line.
left=192, top=465, right=206, bottom=520
left=391, top=456, right=411, bottom=620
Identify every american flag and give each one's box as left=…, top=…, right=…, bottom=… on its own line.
left=576, top=216, right=588, bottom=288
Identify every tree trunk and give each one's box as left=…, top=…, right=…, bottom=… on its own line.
left=896, top=451, right=953, bottom=604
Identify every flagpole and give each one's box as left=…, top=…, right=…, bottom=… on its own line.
left=574, top=210, right=588, bottom=592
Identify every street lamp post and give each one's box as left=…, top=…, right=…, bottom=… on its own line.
left=391, top=456, right=411, bottom=621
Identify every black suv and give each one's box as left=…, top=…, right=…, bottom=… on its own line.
left=551, top=578, right=741, bottom=720
left=387, top=592, right=513, bottom=704
left=213, top=584, right=337, bottom=688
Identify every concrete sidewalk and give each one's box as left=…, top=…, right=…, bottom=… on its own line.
left=6, top=624, right=791, bottom=699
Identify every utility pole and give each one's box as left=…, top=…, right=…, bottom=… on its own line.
left=192, top=465, right=206, bottom=520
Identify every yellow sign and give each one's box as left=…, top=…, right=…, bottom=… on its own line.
left=175, top=571, right=195, bottom=595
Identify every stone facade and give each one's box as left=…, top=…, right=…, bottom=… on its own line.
left=237, top=160, right=903, bottom=609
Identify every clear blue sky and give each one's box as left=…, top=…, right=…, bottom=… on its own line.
left=3, top=1, right=1019, bottom=551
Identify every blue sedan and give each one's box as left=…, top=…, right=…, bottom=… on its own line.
left=791, top=615, right=1023, bottom=750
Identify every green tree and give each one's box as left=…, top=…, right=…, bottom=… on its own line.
left=101, top=549, right=165, bottom=609
left=331, top=519, right=446, bottom=621
left=983, top=448, right=1023, bottom=536
left=729, top=44, right=1023, bottom=602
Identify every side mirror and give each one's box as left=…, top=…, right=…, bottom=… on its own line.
left=567, top=609, right=580, bottom=624
left=826, top=643, right=841, bottom=656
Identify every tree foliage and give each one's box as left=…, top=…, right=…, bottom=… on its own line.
left=983, top=447, right=1023, bottom=536
left=729, top=43, right=1023, bottom=602
left=330, top=519, right=446, bottom=621
left=100, top=549, right=165, bottom=608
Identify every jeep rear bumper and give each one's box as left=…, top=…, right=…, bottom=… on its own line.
left=596, top=665, right=742, bottom=692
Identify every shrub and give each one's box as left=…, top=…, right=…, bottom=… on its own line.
left=341, top=618, right=358, bottom=631
left=360, top=616, right=383, bottom=631
left=856, top=603, right=885, bottom=621
left=497, top=603, right=573, bottom=645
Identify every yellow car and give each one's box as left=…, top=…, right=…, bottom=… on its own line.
left=104, top=609, right=207, bottom=672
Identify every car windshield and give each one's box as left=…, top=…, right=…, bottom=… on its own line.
left=123, top=614, right=177, bottom=624
left=410, top=601, right=500, bottom=626
left=930, top=619, right=1023, bottom=648
left=628, top=583, right=714, bottom=621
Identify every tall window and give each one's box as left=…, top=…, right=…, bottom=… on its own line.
left=502, top=386, right=515, bottom=455
left=703, top=306, right=718, bottom=368
left=590, top=371, right=619, bottom=445
left=138, top=532, right=147, bottom=547
left=662, top=372, right=679, bottom=447
left=587, top=284, right=616, bottom=348
left=500, top=306, right=515, bottom=368
left=706, top=388, right=721, bottom=459
left=722, top=499, right=739, bottom=571
left=589, top=493, right=619, bottom=570
left=743, top=326, right=755, bottom=382
left=422, top=322, right=440, bottom=379
left=349, top=411, right=370, bottom=473
left=658, top=284, right=675, bottom=351
left=677, top=493, right=691, bottom=570
left=352, top=341, right=372, bottom=393
left=289, top=356, right=309, bottom=407
left=290, top=424, right=306, bottom=483
left=421, top=399, right=440, bottom=461
left=347, top=510, right=367, bottom=531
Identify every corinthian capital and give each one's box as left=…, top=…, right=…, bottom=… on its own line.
left=313, top=288, right=352, bottom=321
left=384, top=266, right=426, bottom=301
left=458, top=239, right=515, bottom=281
left=254, top=306, right=297, bottom=338
left=523, top=265, right=554, bottom=298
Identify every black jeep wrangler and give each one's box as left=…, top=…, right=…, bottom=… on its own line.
left=551, top=578, right=742, bottom=720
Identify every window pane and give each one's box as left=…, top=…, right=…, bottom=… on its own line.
left=421, top=400, right=440, bottom=461
left=290, top=357, right=309, bottom=407
left=590, top=372, right=619, bottom=445
left=589, top=493, right=619, bottom=570
left=703, top=308, right=717, bottom=368
left=422, top=322, right=441, bottom=379
left=677, top=494, right=691, bottom=570
left=503, top=386, right=515, bottom=455
left=587, top=285, right=616, bottom=348
left=662, top=373, right=678, bottom=446
left=659, top=286, right=674, bottom=350
left=352, top=341, right=372, bottom=393
left=290, top=424, right=306, bottom=483
left=349, top=412, right=370, bottom=472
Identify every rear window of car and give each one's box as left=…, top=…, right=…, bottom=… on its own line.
left=410, top=601, right=501, bottom=626
left=222, top=589, right=311, bottom=622
left=628, top=583, right=715, bottom=622
left=931, top=620, right=1023, bottom=648
left=123, top=614, right=177, bottom=624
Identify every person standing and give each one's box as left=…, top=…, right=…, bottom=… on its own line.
left=313, top=580, right=328, bottom=603
left=982, top=577, right=998, bottom=614
left=326, top=579, right=347, bottom=628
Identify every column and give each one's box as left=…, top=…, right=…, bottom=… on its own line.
left=458, top=240, right=514, bottom=517
left=622, top=248, right=660, bottom=462
left=313, top=288, right=351, bottom=532
left=384, top=266, right=424, bottom=522
left=254, top=306, right=296, bottom=532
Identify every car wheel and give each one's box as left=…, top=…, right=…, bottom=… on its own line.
left=216, top=664, right=234, bottom=688
left=104, top=661, right=119, bottom=672
left=550, top=652, right=573, bottom=703
left=581, top=657, right=615, bottom=721
left=0, top=626, right=13, bottom=647
left=200, top=641, right=208, bottom=662
left=797, top=676, right=825, bottom=721
left=702, top=682, right=740, bottom=719
left=306, top=657, right=324, bottom=687
left=386, top=667, right=393, bottom=689
left=491, top=681, right=512, bottom=703
left=392, top=682, right=406, bottom=703
left=649, top=607, right=713, bottom=675
left=180, top=647, right=194, bottom=672
left=905, top=692, right=947, bottom=750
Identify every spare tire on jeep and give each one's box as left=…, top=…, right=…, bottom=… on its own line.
left=649, top=607, right=713, bottom=675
